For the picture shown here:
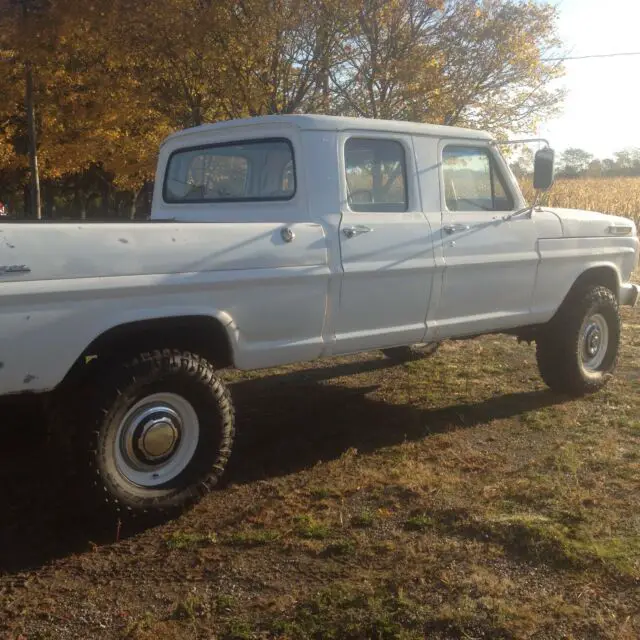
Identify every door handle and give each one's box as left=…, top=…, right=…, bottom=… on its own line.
left=443, top=224, right=470, bottom=234
left=343, top=225, right=372, bottom=239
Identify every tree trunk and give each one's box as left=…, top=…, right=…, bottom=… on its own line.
left=23, top=184, right=30, bottom=217
left=101, top=180, right=113, bottom=217
left=43, top=182, right=54, bottom=219
left=129, top=187, right=143, bottom=220
left=75, top=187, right=87, bottom=220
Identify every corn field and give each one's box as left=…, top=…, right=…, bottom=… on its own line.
left=520, top=177, right=640, bottom=225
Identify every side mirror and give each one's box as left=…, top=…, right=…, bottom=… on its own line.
left=533, top=148, right=555, bottom=191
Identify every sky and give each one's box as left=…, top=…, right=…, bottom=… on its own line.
left=531, top=0, right=640, bottom=159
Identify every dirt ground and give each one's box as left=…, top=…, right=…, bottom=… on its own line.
left=1, top=302, right=638, bottom=640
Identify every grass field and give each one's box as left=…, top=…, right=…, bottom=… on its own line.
left=0, top=182, right=639, bottom=639
left=1, top=298, right=638, bottom=639
left=520, top=176, right=640, bottom=224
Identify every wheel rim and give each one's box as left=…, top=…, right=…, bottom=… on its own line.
left=114, top=392, right=200, bottom=487
left=579, top=313, right=609, bottom=372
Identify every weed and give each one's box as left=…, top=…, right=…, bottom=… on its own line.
left=266, top=584, right=427, bottom=639
left=223, top=619, right=254, bottom=640
left=293, top=514, right=331, bottom=539
left=165, top=531, right=217, bottom=550
left=310, top=487, right=338, bottom=499
left=404, top=513, right=434, bottom=532
left=120, top=611, right=156, bottom=639
left=215, top=593, right=235, bottom=615
left=223, top=528, right=280, bottom=547
left=351, top=508, right=376, bottom=528
left=321, top=539, right=356, bottom=557
left=171, top=595, right=208, bottom=621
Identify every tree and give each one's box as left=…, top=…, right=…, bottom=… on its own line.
left=508, top=146, right=534, bottom=178
left=329, top=0, right=565, bottom=134
left=0, top=0, right=53, bottom=217
left=586, top=159, right=602, bottom=177
left=613, top=148, right=640, bottom=175
left=328, top=0, right=443, bottom=120
left=561, top=148, right=593, bottom=176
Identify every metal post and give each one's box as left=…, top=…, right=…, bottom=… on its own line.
left=25, top=59, right=41, bottom=219
left=22, top=0, right=41, bottom=219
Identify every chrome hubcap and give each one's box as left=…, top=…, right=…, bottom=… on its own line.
left=115, top=393, right=200, bottom=488
left=580, top=313, right=609, bottom=372
left=138, top=416, right=179, bottom=461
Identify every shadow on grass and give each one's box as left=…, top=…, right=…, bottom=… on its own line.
left=0, top=357, right=562, bottom=574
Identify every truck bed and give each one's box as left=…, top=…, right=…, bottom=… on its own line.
left=0, top=221, right=330, bottom=394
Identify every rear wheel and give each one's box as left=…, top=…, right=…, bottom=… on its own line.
left=56, top=349, right=234, bottom=517
left=536, top=285, right=620, bottom=396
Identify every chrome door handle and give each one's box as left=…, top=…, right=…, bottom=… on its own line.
left=281, top=227, right=295, bottom=243
left=343, top=225, right=372, bottom=239
left=443, top=224, right=470, bottom=234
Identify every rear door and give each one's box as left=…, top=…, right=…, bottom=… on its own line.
left=333, top=134, right=437, bottom=353
left=433, top=142, right=539, bottom=337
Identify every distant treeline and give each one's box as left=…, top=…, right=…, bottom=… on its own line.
left=510, top=147, right=640, bottom=180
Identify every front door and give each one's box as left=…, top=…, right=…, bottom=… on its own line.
left=333, top=134, right=437, bottom=354
left=434, top=142, right=539, bottom=338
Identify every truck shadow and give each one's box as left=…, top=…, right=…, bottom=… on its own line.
left=0, top=358, right=563, bottom=575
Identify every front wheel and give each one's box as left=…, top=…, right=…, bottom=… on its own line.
left=536, top=285, right=620, bottom=396
left=75, top=350, right=234, bottom=516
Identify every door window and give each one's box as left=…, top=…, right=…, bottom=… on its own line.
left=345, top=138, right=408, bottom=212
left=442, top=146, right=513, bottom=212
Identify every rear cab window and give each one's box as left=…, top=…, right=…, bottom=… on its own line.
left=442, top=145, right=514, bottom=212
left=344, top=138, right=408, bottom=212
left=163, top=138, right=296, bottom=203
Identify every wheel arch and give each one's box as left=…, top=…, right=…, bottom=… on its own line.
left=556, top=264, right=621, bottom=314
left=58, top=313, right=237, bottom=391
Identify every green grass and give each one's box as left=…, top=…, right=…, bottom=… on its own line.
left=164, top=531, right=217, bottom=550
left=293, top=514, right=332, bottom=540
left=404, top=513, right=434, bottom=532
left=222, top=528, right=280, bottom=547
left=350, top=508, right=376, bottom=528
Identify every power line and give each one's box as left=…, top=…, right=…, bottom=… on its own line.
left=544, top=51, right=640, bottom=61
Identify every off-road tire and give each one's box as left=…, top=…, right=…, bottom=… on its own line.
left=381, top=342, right=440, bottom=363
left=52, top=350, right=234, bottom=517
left=536, top=285, right=620, bottom=396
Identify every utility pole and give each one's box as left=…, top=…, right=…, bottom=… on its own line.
left=21, top=0, right=41, bottom=219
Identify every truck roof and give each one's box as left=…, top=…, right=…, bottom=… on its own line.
left=162, top=114, right=493, bottom=145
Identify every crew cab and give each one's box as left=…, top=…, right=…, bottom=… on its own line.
left=1, top=114, right=638, bottom=516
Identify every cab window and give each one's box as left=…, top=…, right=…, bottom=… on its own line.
left=443, top=146, right=513, bottom=212
left=345, top=138, right=408, bottom=212
left=164, top=138, right=295, bottom=203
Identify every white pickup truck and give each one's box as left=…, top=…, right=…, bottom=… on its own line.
left=2, top=115, right=638, bottom=516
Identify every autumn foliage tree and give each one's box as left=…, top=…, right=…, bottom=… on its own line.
left=0, top=0, right=566, bottom=217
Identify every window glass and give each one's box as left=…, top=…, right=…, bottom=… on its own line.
left=442, top=146, right=513, bottom=212
left=164, top=138, right=295, bottom=203
left=345, top=138, right=408, bottom=212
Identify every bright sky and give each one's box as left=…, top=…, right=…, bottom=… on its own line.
left=533, top=0, right=640, bottom=159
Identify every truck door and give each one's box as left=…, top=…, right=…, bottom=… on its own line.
left=434, top=141, right=539, bottom=337
left=333, top=134, right=437, bottom=354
